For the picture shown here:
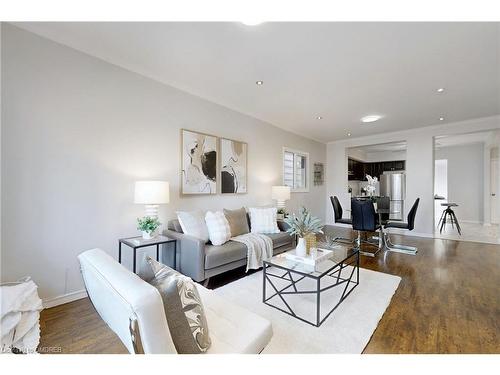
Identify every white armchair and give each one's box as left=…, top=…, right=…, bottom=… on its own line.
left=78, top=248, right=272, bottom=354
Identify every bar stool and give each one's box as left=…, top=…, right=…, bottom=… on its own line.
left=438, top=203, right=461, bottom=235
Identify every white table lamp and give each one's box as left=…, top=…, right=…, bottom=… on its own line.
left=134, top=181, right=169, bottom=218
left=272, top=185, right=291, bottom=209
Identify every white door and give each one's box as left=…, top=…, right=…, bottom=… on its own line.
left=491, top=159, right=499, bottom=224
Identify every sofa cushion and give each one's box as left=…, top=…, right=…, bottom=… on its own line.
left=168, top=219, right=184, bottom=233
left=197, top=286, right=273, bottom=354
left=248, top=207, right=280, bottom=234
left=205, top=211, right=232, bottom=246
left=205, top=241, right=248, bottom=270
left=204, top=232, right=293, bottom=270
left=177, top=211, right=210, bottom=243
left=223, top=207, right=250, bottom=237
left=265, top=232, right=294, bottom=249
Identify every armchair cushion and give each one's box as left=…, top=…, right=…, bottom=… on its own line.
left=147, top=257, right=211, bottom=354
left=198, top=287, right=272, bottom=354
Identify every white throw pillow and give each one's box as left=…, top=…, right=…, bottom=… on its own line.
left=177, top=211, right=209, bottom=243
left=205, top=211, right=232, bottom=246
left=248, top=207, right=280, bottom=234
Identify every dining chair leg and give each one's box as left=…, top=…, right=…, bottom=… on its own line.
left=383, top=232, right=417, bottom=255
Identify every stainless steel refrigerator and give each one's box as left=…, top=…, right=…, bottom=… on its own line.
left=380, top=172, right=406, bottom=221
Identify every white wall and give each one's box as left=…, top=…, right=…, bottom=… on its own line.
left=327, top=116, right=500, bottom=236
left=0, top=25, right=326, bottom=303
left=435, top=143, right=484, bottom=223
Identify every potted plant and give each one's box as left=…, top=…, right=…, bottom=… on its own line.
left=284, top=207, right=324, bottom=257
left=137, top=216, right=161, bottom=239
left=277, top=207, right=287, bottom=220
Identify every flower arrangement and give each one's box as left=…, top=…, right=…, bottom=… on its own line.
left=365, top=174, right=378, bottom=196
left=284, top=207, right=324, bottom=256
left=284, top=207, right=324, bottom=238
left=137, top=216, right=161, bottom=239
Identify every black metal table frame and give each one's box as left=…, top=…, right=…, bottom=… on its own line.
left=118, top=237, right=177, bottom=273
left=262, top=250, right=360, bottom=327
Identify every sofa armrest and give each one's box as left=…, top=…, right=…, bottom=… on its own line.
left=164, top=230, right=206, bottom=282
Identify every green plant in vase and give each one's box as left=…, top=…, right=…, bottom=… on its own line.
left=277, top=207, right=288, bottom=219
left=137, top=216, right=161, bottom=239
left=284, top=207, right=324, bottom=256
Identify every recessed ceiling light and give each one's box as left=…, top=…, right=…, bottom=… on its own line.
left=256, top=80, right=264, bottom=85
left=361, top=115, right=382, bottom=123
left=347, top=133, right=352, bottom=137
left=316, top=116, right=323, bottom=120
left=439, top=117, right=445, bottom=121
left=437, top=88, right=445, bottom=93
left=242, top=21, right=263, bottom=26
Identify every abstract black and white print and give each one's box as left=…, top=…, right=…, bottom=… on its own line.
left=181, top=129, right=217, bottom=194
left=221, top=138, right=247, bottom=194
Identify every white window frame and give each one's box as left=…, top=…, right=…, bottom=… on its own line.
left=282, top=147, right=310, bottom=193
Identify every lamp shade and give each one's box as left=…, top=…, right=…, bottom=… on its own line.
left=271, top=185, right=291, bottom=201
left=134, top=181, right=169, bottom=204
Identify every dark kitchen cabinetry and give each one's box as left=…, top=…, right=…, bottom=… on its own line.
left=348, top=158, right=405, bottom=180
left=348, top=158, right=365, bottom=181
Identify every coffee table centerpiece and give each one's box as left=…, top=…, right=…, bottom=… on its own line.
left=283, top=206, right=324, bottom=257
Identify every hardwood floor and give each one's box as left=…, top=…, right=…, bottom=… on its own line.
left=38, top=226, right=500, bottom=354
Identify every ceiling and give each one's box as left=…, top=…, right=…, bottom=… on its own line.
left=13, top=22, right=500, bottom=143
left=435, top=130, right=496, bottom=148
left=349, top=141, right=407, bottom=154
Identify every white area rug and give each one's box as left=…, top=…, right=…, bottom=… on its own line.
left=214, top=266, right=401, bottom=353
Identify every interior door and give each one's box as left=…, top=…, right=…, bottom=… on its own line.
left=491, top=159, right=499, bottom=224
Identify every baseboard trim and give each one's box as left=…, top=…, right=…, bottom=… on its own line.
left=43, top=289, right=87, bottom=309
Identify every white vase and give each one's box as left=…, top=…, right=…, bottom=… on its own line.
left=142, top=231, right=153, bottom=240
left=296, top=237, right=307, bottom=257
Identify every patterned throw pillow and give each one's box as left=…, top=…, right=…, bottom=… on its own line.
left=176, top=210, right=209, bottom=243
left=248, top=207, right=280, bottom=234
left=204, top=211, right=232, bottom=246
left=146, top=257, right=211, bottom=354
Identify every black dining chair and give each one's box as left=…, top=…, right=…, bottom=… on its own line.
left=351, top=198, right=382, bottom=257
left=383, top=198, right=419, bottom=255
left=329, top=196, right=353, bottom=244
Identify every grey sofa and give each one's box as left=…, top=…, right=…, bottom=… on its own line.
left=164, top=219, right=294, bottom=283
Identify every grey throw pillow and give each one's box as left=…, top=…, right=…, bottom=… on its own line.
left=223, top=207, right=250, bottom=237
left=146, top=257, right=211, bottom=354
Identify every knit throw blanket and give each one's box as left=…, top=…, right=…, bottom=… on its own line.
left=231, top=233, right=273, bottom=271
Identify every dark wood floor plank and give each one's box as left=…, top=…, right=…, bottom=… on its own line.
left=38, top=225, right=500, bottom=354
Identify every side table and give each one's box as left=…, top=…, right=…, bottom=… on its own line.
left=118, top=235, right=177, bottom=273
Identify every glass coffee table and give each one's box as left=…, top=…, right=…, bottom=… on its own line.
left=262, top=244, right=359, bottom=327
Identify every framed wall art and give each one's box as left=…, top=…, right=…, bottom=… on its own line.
left=220, top=138, right=247, bottom=194
left=181, top=129, right=218, bottom=195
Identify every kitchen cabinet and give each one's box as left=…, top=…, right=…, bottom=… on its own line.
left=348, top=159, right=405, bottom=180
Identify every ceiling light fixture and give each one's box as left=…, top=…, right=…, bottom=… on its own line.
left=361, top=115, right=382, bottom=123
left=437, top=88, right=445, bottom=93
left=439, top=117, right=445, bottom=121
left=316, top=116, right=323, bottom=120
left=242, top=21, right=263, bottom=26
left=256, top=80, right=264, bottom=85
left=347, top=133, right=352, bottom=137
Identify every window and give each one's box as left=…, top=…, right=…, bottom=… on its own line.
left=283, top=148, right=309, bottom=192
